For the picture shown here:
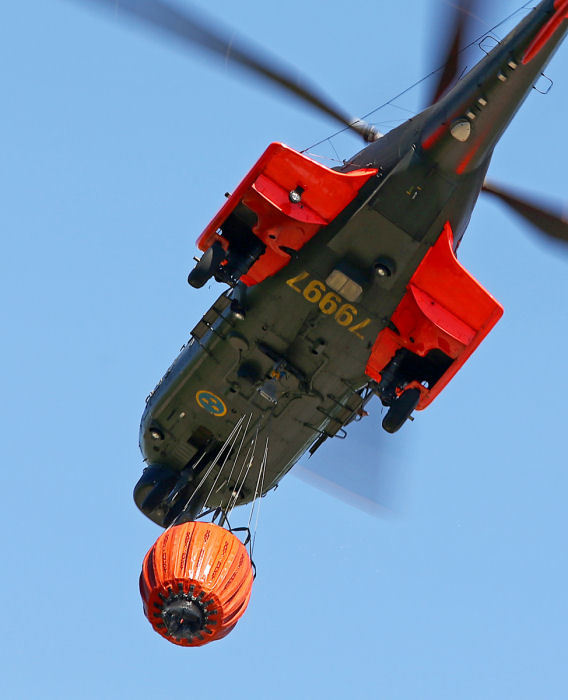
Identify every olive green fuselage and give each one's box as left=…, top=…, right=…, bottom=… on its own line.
left=137, top=0, right=568, bottom=525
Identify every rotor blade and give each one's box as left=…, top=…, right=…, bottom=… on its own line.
left=80, top=0, right=378, bottom=141
left=293, top=412, right=410, bottom=517
left=428, top=0, right=488, bottom=105
left=293, top=461, right=399, bottom=518
left=482, top=182, right=568, bottom=246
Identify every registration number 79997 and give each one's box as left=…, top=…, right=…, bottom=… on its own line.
left=285, top=271, right=372, bottom=341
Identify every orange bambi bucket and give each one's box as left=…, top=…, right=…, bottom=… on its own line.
left=140, top=521, right=254, bottom=647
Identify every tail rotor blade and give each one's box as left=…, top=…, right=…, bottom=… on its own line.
left=80, top=0, right=379, bottom=141
left=482, top=182, right=568, bottom=246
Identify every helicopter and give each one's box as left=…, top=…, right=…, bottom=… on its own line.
left=82, top=0, right=568, bottom=646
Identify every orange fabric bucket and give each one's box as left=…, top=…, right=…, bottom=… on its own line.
left=140, top=521, right=254, bottom=646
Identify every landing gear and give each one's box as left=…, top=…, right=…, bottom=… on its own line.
left=187, top=241, right=226, bottom=288
left=188, top=202, right=268, bottom=292
left=374, top=347, right=453, bottom=433
left=382, top=388, right=421, bottom=434
left=187, top=237, right=266, bottom=289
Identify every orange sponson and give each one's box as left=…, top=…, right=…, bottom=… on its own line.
left=366, top=222, right=503, bottom=410
left=197, top=142, right=377, bottom=286
left=140, top=521, right=254, bottom=647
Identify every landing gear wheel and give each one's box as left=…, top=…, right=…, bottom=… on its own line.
left=187, top=241, right=226, bottom=288
left=382, top=388, right=421, bottom=434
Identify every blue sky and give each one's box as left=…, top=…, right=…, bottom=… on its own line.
left=2, top=1, right=567, bottom=698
